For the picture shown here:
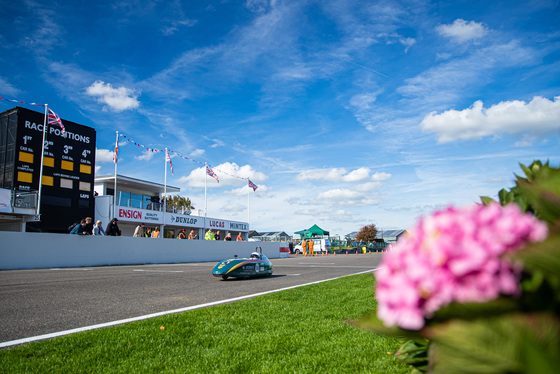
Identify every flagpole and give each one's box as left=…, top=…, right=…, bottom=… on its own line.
left=247, top=181, right=250, bottom=230
left=163, top=148, right=167, bottom=239
left=204, top=162, right=208, bottom=234
left=113, top=131, right=118, bottom=219
left=36, top=104, right=48, bottom=218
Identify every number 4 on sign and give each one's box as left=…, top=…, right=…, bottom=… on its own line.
left=82, top=150, right=91, bottom=158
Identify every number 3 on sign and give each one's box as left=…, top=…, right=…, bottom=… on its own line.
left=63, top=145, right=73, bottom=154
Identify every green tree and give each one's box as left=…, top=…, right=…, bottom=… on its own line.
left=356, top=224, right=378, bottom=242
left=165, top=195, right=195, bottom=212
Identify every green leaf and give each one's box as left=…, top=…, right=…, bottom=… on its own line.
left=428, top=312, right=560, bottom=374
left=348, top=311, right=424, bottom=340
left=394, top=339, right=430, bottom=372
left=498, top=188, right=512, bottom=205
left=479, top=196, right=496, bottom=205
left=429, top=297, right=519, bottom=323
left=514, top=234, right=560, bottom=286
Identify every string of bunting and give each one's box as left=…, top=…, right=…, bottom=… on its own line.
left=0, top=96, right=257, bottom=189
left=1, top=96, right=46, bottom=107
left=1, top=96, right=65, bottom=134
left=119, top=133, right=258, bottom=189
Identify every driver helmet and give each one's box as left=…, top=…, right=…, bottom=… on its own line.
left=250, top=252, right=260, bottom=259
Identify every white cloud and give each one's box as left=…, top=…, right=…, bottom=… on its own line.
left=85, top=81, right=140, bottom=112
left=135, top=150, right=156, bottom=161
left=296, top=167, right=372, bottom=182
left=161, top=19, right=198, bottom=36
left=226, top=184, right=269, bottom=196
left=245, top=0, right=269, bottom=13
left=0, top=77, right=20, bottom=96
left=420, top=96, right=560, bottom=142
left=313, top=188, right=380, bottom=207
left=179, top=162, right=267, bottom=188
left=344, top=167, right=372, bottom=182
left=372, top=172, right=392, bottom=181
left=436, top=19, right=488, bottom=43
left=190, top=149, right=205, bottom=157
left=349, top=93, right=377, bottom=111
left=95, top=148, right=115, bottom=163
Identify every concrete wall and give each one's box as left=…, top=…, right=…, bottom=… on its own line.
left=0, top=232, right=281, bottom=270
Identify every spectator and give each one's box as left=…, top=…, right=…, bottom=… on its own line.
left=224, top=233, right=232, bottom=241
left=177, top=229, right=187, bottom=239
left=70, top=219, right=88, bottom=235
left=236, top=233, right=244, bottom=241
left=106, top=218, right=122, bottom=236
left=93, top=220, right=106, bottom=236
left=133, top=223, right=145, bottom=237
left=205, top=229, right=215, bottom=240
left=152, top=227, right=160, bottom=238
left=215, top=230, right=221, bottom=240
left=84, top=217, right=94, bottom=235
left=188, top=229, right=197, bottom=239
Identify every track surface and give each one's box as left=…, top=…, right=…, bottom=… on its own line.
left=0, top=253, right=383, bottom=345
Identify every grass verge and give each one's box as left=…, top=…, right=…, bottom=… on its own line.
left=0, top=273, right=408, bottom=373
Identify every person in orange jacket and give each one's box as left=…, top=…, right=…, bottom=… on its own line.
left=302, top=239, right=308, bottom=256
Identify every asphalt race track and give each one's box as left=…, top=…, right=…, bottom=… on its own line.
left=0, top=253, right=384, bottom=347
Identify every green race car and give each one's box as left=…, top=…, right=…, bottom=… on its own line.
left=212, top=249, right=273, bottom=280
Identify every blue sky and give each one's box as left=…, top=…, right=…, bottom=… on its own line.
left=1, top=0, right=559, bottom=237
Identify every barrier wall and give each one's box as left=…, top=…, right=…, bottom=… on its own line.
left=0, top=232, right=280, bottom=270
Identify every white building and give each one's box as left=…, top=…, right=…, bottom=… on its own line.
left=94, top=174, right=249, bottom=240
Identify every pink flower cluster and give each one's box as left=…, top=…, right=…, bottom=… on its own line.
left=375, top=203, right=548, bottom=330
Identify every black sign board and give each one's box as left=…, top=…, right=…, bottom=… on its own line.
left=11, top=107, right=96, bottom=231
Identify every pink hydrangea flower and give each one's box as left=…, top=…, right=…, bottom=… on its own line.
left=375, top=203, right=548, bottom=330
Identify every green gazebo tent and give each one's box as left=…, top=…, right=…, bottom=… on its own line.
left=295, top=224, right=329, bottom=238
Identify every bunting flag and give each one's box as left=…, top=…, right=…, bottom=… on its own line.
left=248, top=179, right=258, bottom=191
left=113, top=139, right=119, bottom=164
left=206, top=165, right=219, bottom=182
left=47, top=108, right=65, bottom=134
left=166, top=149, right=174, bottom=175
left=1, top=96, right=45, bottom=107
left=117, top=133, right=263, bottom=184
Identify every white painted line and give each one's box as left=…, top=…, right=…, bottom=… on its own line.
left=133, top=270, right=184, bottom=273
left=0, top=267, right=381, bottom=349
left=50, top=268, right=92, bottom=271
left=298, top=263, right=335, bottom=265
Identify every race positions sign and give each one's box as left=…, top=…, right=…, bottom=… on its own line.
left=0, top=106, right=96, bottom=231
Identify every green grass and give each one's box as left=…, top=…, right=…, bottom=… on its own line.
left=0, top=274, right=409, bottom=373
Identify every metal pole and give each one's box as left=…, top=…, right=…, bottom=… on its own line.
left=36, top=104, right=48, bottom=218
left=113, top=131, right=118, bottom=219
left=204, top=162, right=207, bottom=235
left=163, top=148, right=167, bottom=238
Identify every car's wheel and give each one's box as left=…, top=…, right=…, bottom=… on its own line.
left=295, top=249, right=301, bottom=254
left=222, top=275, right=228, bottom=280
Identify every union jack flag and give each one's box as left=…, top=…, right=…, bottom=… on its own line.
left=248, top=179, right=258, bottom=191
left=113, top=141, right=118, bottom=164
left=166, top=149, right=174, bottom=175
left=48, top=108, right=66, bottom=135
left=206, top=165, right=219, bottom=182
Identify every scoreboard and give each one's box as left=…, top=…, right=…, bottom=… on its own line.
left=7, top=106, right=96, bottom=231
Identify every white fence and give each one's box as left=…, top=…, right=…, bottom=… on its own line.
left=0, top=232, right=282, bottom=270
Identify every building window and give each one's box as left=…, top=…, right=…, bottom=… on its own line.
left=118, top=191, right=130, bottom=207
left=130, top=193, right=142, bottom=208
